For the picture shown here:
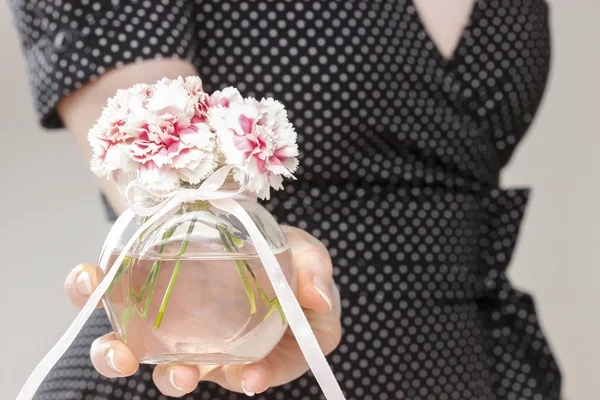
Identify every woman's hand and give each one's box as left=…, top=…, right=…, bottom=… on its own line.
left=65, top=226, right=341, bottom=397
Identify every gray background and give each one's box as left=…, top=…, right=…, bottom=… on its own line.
left=1, top=1, right=598, bottom=399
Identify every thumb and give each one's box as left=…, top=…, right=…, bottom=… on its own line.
left=64, top=263, right=105, bottom=309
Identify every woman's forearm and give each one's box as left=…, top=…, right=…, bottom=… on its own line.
left=57, top=58, right=198, bottom=214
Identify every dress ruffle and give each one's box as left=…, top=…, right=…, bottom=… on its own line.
left=475, top=188, right=562, bottom=398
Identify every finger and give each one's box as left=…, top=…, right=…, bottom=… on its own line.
left=153, top=364, right=200, bottom=397
left=261, top=309, right=342, bottom=387
left=240, top=359, right=275, bottom=395
left=305, top=307, right=343, bottom=357
left=199, top=361, right=273, bottom=396
left=90, top=332, right=138, bottom=378
left=195, top=363, right=243, bottom=393
left=281, top=226, right=333, bottom=313
left=65, top=263, right=104, bottom=309
left=331, top=280, right=342, bottom=318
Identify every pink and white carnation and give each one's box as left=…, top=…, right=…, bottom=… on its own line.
left=89, top=76, right=298, bottom=199
left=134, top=77, right=216, bottom=190
left=207, top=87, right=243, bottom=109
left=210, top=97, right=299, bottom=199
left=88, top=83, right=152, bottom=179
left=89, top=78, right=216, bottom=191
left=192, top=86, right=243, bottom=124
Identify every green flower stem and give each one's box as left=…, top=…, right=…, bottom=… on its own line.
left=220, top=230, right=257, bottom=314
left=235, top=259, right=257, bottom=314
left=119, top=225, right=178, bottom=341
left=154, top=219, right=196, bottom=329
left=138, top=262, right=160, bottom=319
left=219, top=227, right=286, bottom=325
left=108, top=256, right=133, bottom=297
left=242, top=259, right=287, bottom=325
left=131, top=225, right=178, bottom=304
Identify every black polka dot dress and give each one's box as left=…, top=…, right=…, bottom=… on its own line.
left=11, top=1, right=562, bottom=399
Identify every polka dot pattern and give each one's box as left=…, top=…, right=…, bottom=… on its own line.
left=12, top=0, right=561, bottom=399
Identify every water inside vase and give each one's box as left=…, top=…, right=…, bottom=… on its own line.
left=103, top=247, right=293, bottom=365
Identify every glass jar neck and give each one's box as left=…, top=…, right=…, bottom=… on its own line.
left=180, top=176, right=258, bottom=207
left=127, top=175, right=257, bottom=214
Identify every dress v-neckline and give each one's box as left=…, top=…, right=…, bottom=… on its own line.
left=408, top=0, right=480, bottom=67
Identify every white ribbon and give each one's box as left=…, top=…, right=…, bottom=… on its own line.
left=17, top=165, right=346, bottom=400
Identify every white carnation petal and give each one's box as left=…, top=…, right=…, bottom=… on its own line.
left=283, top=157, right=299, bottom=174
left=103, top=144, right=132, bottom=171
left=217, top=130, right=247, bottom=166
left=179, top=125, right=214, bottom=149
left=184, top=76, right=203, bottom=93
left=256, top=181, right=272, bottom=200
left=147, top=79, right=191, bottom=112
left=269, top=174, right=284, bottom=191
left=178, top=157, right=217, bottom=184
left=171, top=147, right=210, bottom=169
left=138, top=163, right=179, bottom=191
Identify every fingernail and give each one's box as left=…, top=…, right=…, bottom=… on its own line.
left=242, top=380, right=255, bottom=396
left=76, top=271, right=93, bottom=296
left=169, top=368, right=184, bottom=391
left=313, top=276, right=332, bottom=311
left=106, top=349, right=122, bottom=374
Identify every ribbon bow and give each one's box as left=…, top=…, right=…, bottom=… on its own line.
left=17, top=166, right=346, bottom=400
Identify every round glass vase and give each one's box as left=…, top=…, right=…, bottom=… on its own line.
left=99, top=194, right=295, bottom=365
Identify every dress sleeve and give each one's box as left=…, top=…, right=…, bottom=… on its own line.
left=10, top=0, right=199, bottom=129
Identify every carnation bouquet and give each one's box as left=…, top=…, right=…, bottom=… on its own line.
left=90, top=76, right=298, bottom=198
left=17, top=77, right=345, bottom=400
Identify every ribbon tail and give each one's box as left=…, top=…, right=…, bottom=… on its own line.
left=16, top=200, right=178, bottom=400
left=210, top=198, right=347, bottom=400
